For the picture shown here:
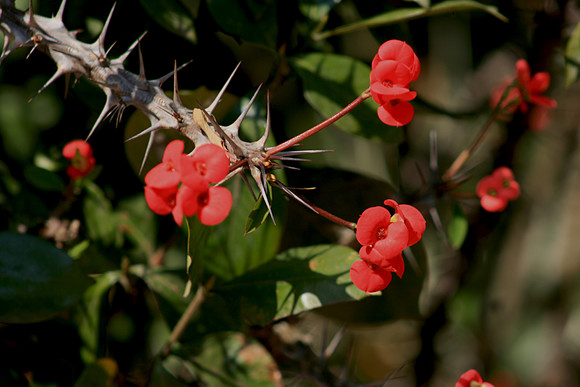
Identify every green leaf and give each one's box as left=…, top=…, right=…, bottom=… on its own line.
left=298, top=0, right=339, bottom=24
left=214, top=245, right=366, bottom=325
left=566, top=22, right=580, bottom=86
left=206, top=0, right=278, bottom=48
left=0, top=232, right=94, bottom=324
left=73, top=363, right=111, bottom=387
left=138, top=0, right=197, bottom=43
left=23, top=165, right=65, bottom=191
left=402, top=0, right=430, bottom=8
left=165, top=332, right=281, bottom=386
left=290, top=52, right=403, bottom=143
left=447, top=204, right=469, bottom=249
left=314, top=0, right=508, bottom=39
left=83, top=181, right=122, bottom=246
left=195, top=175, right=286, bottom=281
left=76, top=271, right=121, bottom=363
left=244, top=186, right=272, bottom=235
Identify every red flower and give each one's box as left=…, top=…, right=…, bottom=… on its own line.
left=456, top=369, right=495, bottom=387
left=490, top=59, right=556, bottom=121
left=476, top=167, right=520, bottom=212
left=62, top=140, right=96, bottom=179
left=370, top=40, right=420, bottom=127
left=144, top=140, right=232, bottom=226
left=351, top=200, right=425, bottom=293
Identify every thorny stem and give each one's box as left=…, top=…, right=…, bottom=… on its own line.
left=297, top=195, right=357, bottom=230
left=161, top=276, right=216, bottom=357
left=441, top=79, right=520, bottom=182
left=266, top=88, right=372, bottom=157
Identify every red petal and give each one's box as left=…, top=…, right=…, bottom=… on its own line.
left=176, top=184, right=200, bottom=217
left=162, top=140, right=185, bottom=163
left=376, top=40, right=420, bottom=80
left=515, top=59, right=530, bottom=84
left=528, top=94, right=557, bottom=108
left=63, top=140, right=93, bottom=159
left=370, top=221, right=409, bottom=263
left=481, top=195, right=508, bottom=212
left=144, top=186, right=175, bottom=215
left=191, top=143, right=230, bottom=183
left=455, top=369, right=483, bottom=387
left=349, top=260, right=392, bottom=293
left=386, top=254, right=405, bottom=278
left=356, top=206, right=391, bottom=246
left=370, top=60, right=414, bottom=86
left=492, top=166, right=514, bottom=181
left=476, top=175, right=500, bottom=198
left=197, top=186, right=233, bottom=226
left=498, top=181, right=520, bottom=201
left=144, top=163, right=181, bottom=190
left=399, top=204, right=426, bottom=246
left=527, top=72, right=550, bottom=93
left=370, top=82, right=412, bottom=98
left=377, top=100, right=415, bottom=126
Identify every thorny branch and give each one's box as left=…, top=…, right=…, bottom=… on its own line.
left=0, top=0, right=338, bottom=219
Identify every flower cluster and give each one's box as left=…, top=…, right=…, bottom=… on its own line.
left=476, top=167, right=520, bottom=213
left=350, top=199, right=426, bottom=293
left=370, top=39, right=421, bottom=127
left=144, top=140, right=232, bottom=227
left=62, top=140, right=96, bottom=179
left=456, top=369, right=495, bottom=387
left=490, top=59, right=557, bottom=128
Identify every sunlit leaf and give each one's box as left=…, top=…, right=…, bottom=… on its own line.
left=314, top=0, right=507, bottom=39
left=214, top=245, right=366, bottom=325
left=0, top=232, right=94, bottom=324
left=290, top=52, right=404, bottom=143
left=402, top=0, right=430, bottom=8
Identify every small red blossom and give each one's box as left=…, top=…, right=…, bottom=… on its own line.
left=370, top=40, right=420, bottom=127
left=456, top=369, right=495, bottom=387
left=144, top=140, right=232, bottom=226
left=490, top=59, right=556, bottom=124
left=350, top=200, right=426, bottom=293
left=62, top=140, right=96, bottom=179
left=476, top=167, right=520, bottom=213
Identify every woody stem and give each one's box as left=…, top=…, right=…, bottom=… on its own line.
left=160, top=276, right=215, bottom=357
left=266, top=88, right=372, bottom=157
left=441, top=79, right=519, bottom=182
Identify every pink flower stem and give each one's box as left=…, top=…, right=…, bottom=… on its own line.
left=266, top=88, right=372, bottom=157
left=298, top=195, right=356, bottom=230
left=441, top=79, right=519, bottom=182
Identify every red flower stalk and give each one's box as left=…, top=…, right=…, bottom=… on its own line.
left=456, top=369, right=495, bottom=387
left=370, top=40, right=420, bottom=127
left=490, top=59, right=557, bottom=124
left=476, top=167, right=520, bottom=213
left=144, top=140, right=232, bottom=226
left=350, top=200, right=426, bottom=293
left=62, top=140, right=96, bottom=179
